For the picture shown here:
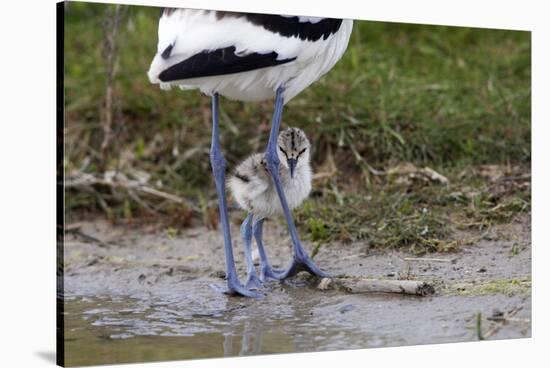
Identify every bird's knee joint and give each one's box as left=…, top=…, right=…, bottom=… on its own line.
left=253, top=228, right=262, bottom=240
left=264, top=154, right=280, bottom=173
left=252, top=220, right=263, bottom=238
left=210, top=153, right=226, bottom=173
left=240, top=223, right=252, bottom=239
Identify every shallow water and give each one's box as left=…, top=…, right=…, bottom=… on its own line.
left=61, top=219, right=531, bottom=366
left=63, top=284, right=383, bottom=366
left=62, top=280, right=530, bottom=366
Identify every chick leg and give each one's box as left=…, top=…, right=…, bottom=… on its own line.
left=240, top=213, right=263, bottom=289
left=209, top=93, right=262, bottom=298
left=263, top=87, right=330, bottom=280
left=253, top=218, right=285, bottom=281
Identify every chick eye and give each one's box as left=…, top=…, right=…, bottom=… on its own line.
left=297, top=148, right=307, bottom=158
left=279, top=146, right=289, bottom=158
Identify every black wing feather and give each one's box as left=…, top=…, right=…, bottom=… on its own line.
left=158, top=46, right=296, bottom=82
left=161, top=9, right=343, bottom=42
left=217, top=12, right=343, bottom=41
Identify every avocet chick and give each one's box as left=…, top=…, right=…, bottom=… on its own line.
left=229, top=127, right=312, bottom=289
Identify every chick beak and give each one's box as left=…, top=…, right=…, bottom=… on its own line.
left=288, top=158, right=297, bottom=178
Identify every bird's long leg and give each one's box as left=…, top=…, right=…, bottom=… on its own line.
left=209, top=93, right=262, bottom=298
left=253, top=218, right=285, bottom=281
left=240, top=213, right=263, bottom=289
left=263, top=87, right=330, bottom=279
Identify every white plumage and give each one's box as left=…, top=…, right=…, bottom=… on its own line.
left=147, top=10, right=353, bottom=102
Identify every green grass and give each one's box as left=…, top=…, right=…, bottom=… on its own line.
left=295, top=164, right=530, bottom=254
left=447, top=278, right=531, bottom=297
left=63, top=3, right=531, bottom=253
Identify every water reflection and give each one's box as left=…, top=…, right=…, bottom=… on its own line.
left=223, top=320, right=265, bottom=356
left=63, top=284, right=403, bottom=366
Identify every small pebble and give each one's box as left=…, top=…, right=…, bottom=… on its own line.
left=87, top=258, right=100, bottom=267
left=477, top=267, right=487, bottom=273
left=211, top=270, right=226, bottom=279
left=110, top=333, right=134, bottom=340
left=338, top=304, right=355, bottom=314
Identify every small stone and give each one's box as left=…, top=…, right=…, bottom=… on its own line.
left=338, top=304, right=355, bottom=314
left=211, top=270, right=226, bottom=279
left=386, top=272, right=396, bottom=277
left=110, top=333, right=134, bottom=340
left=477, top=267, right=487, bottom=273
left=317, top=278, right=332, bottom=290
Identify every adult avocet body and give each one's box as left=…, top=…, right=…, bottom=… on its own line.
left=148, top=8, right=353, bottom=297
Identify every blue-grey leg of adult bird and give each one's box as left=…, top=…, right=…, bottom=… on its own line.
left=240, top=213, right=263, bottom=290
left=209, top=94, right=263, bottom=298
left=263, top=87, right=331, bottom=280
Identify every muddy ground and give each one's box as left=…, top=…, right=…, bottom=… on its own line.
left=61, top=215, right=531, bottom=366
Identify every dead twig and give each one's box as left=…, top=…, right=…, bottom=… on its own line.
left=388, top=162, right=449, bottom=186
left=312, top=170, right=338, bottom=182
left=403, top=257, right=453, bottom=263
left=64, top=222, right=83, bottom=233
left=100, top=4, right=125, bottom=166
left=65, top=171, right=200, bottom=213
left=318, top=277, right=435, bottom=296
left=127, top=189, right=159, bottom=215
left=64, top=222, right=107, bottom=246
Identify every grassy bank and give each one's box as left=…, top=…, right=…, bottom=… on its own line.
left=63, top=3, right=531, bottom=253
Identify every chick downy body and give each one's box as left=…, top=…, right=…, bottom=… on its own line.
left=229, top=127, right=312, bottom=220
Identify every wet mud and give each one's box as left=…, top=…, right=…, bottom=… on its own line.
left=62, top=216, right=531, bottom=366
